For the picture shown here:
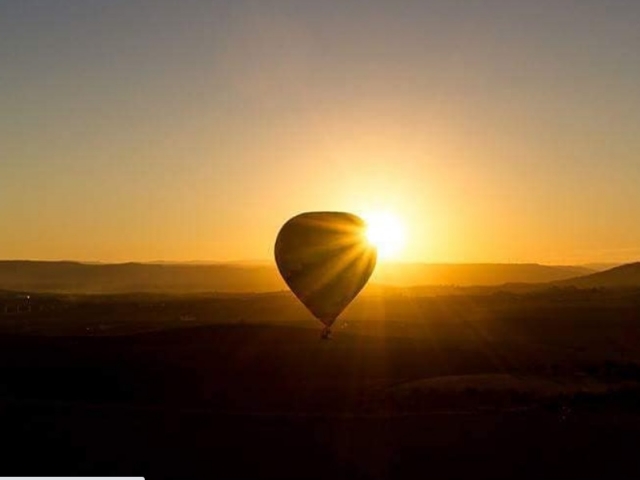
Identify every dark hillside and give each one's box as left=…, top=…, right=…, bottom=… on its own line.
left=555, top=262, right=640, bottom=288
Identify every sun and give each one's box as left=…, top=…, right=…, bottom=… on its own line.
left=362, top=211, right=406, bottom=260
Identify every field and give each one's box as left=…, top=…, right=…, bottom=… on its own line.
left=2, top=288, right=640, bottom=479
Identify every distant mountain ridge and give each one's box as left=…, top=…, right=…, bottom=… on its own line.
left=554, top=262, right=640, bottom=288
left=0, top=261, right=284, bottom=294
left=0, top=260, right=600, bottom=294
left=372, top=263, right=593, bottom=287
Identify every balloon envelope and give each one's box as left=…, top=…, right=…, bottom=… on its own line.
left=275, top=212, right=377, bottom=327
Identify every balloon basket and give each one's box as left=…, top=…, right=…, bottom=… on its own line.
left=321, top=326, right=332, bottom=340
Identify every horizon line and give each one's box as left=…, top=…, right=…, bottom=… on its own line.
left=0, top=259, right=629, bottom=268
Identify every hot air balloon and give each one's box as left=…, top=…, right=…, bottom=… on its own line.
left=275, top=212, right=377, bottom=339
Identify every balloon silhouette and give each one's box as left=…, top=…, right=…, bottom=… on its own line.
left=275, top=212, right=377, bottom=338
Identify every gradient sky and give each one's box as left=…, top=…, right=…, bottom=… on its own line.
left=2, top=0, right=640, bottom=264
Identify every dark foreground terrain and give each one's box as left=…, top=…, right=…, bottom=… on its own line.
left=2, top=288, right=640, bottom=479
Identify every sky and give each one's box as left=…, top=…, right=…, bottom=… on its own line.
left=2, top=0, right=640, bottom=264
